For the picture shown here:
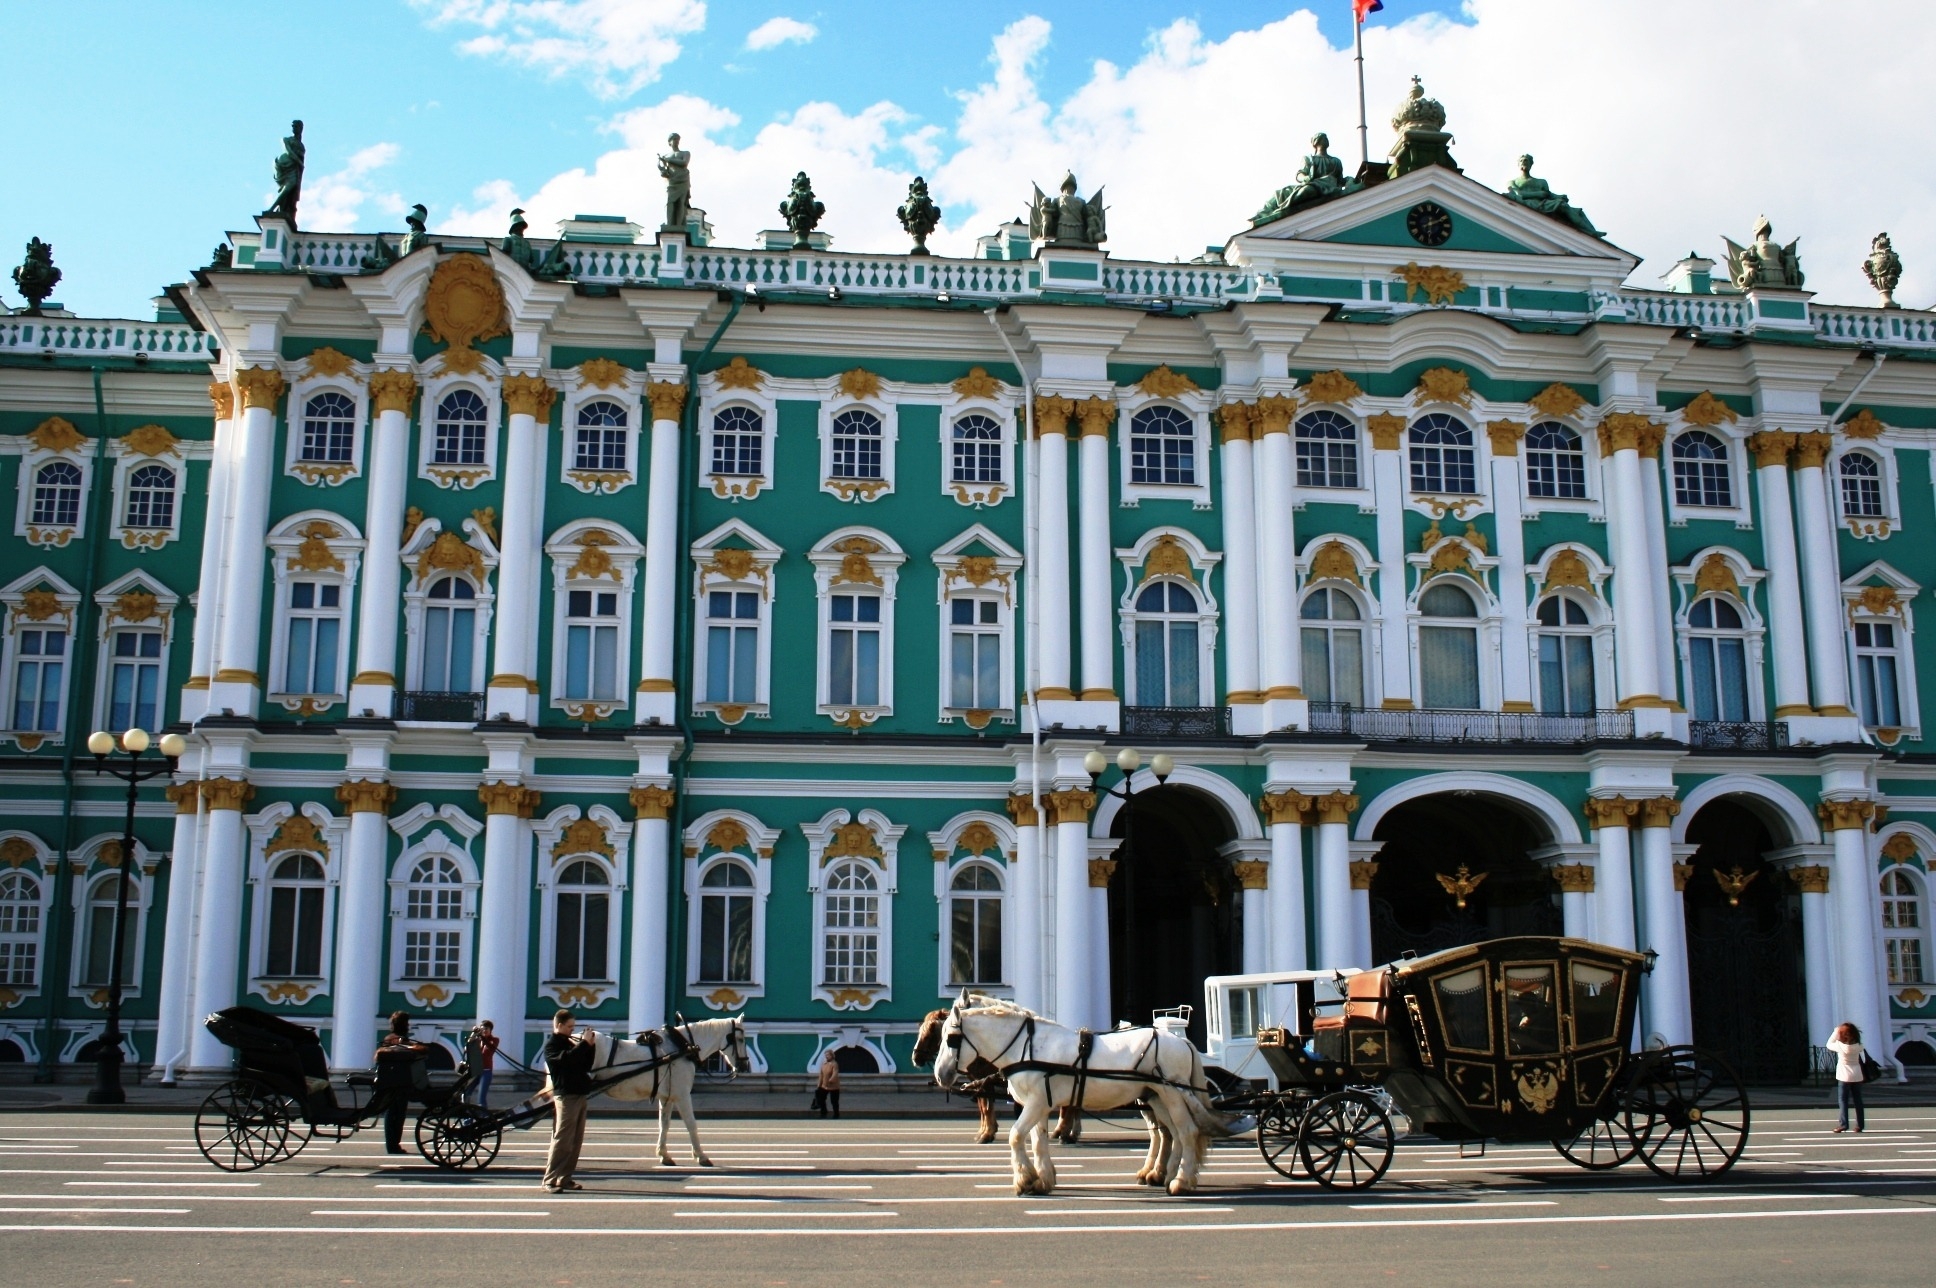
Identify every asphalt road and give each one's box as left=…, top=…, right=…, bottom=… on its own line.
left=1, top=1105, right=1932, bottom=1286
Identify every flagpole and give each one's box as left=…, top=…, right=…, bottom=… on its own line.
left=1355, top=9, right=1370, bottom=169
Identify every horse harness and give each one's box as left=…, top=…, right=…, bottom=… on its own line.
left=951, top=1009, right=1199, bottom=1106
left=585, top=1020, right=720, bottom=1098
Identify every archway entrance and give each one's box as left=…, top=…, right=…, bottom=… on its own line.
left=1106, top=785, right=1240, bottom=1047
left=1683, top=798, right=1807, bottom=1084
left=1369, top=793, right=1562, bottom=963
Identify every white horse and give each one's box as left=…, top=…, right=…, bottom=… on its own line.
left=932, top=994, right=1233, bottom=1196
left=575, top=1017, right=749, bottom=1167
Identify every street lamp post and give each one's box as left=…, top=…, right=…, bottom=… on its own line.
left=83, top=726, right=185, bottom=1105
left=1084, top=747, right=1174, bottom=1026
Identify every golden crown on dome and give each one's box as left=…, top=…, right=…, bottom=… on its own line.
left=1392, top=76, right=1447, bottom=133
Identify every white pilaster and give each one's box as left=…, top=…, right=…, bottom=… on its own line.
left=188, top=784, right=251, bottom=1069
left=1634, top=801, right=1691, bottom=1046
left=636, top=379, right=686, bottom=725
left=1751, top=443, right=1813, bottom=717
left=1312, top=794, right=1357, bottom=969
left=1077, top=412, right=1115, bottom=702
left=1586, top=800, right=1638, bottom=952
left=1348, top=842, right=1382, bottom=966
left=487, top=379, right=553, bottom=721
left=1604, top=441, right=1662, bottom=705
left=1035, top=408, right=1074, bottom=700
left=1773, top=856, right=1837, bottom=1051
left=349, top=388, right=413, bottom=718
left=1638, top=450, right=1679, bottom=706
left=181, top=391, right=236, bottom=723
left=1264, top=806, right=1307, bottom=973
left=1088, top=840, right=1114, bottom=1030
left=1253, top=401, right=1302, bottom=728
left=1488, top=432, right=1534, bottom=710
left=1824, top=805, right=1885, bottom=1061
left=330, top=790, right=392, bottom=1070
left=1006, top=793, right=1045, bottom=1015
left=627, top=798, right=671, bottom=1033
left=1792, top=447, right=1854, bottom=718
left=1225, top=839, right=1271, bottom=978
left=210, top=376, right=283, bottom=715
left=1370, top=431, right=1411, bottom=707
left=1052, top=798, right=1091, bottom=1026
left=474, top=777, right=538, bottom=1035
left=150, top=786, right=203, bottom=1081
left=1219, top=412, right=1263, bottom=734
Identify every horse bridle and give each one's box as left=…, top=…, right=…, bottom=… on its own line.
left=944, top=1000, right=1035, bottom=1072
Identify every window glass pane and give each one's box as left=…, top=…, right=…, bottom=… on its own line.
left=1432, top=965, right=1491, bottom=1052
left=1420, top=625, right=1480, bottom=709
left=285, top=619, right=312, bottom=693
left=700, top=895, right=726, bottom=981
left=1504, top=964, right=1560, bottom=1055
left=1135, top=620, right=1166, bottom=706
left=731, top=625, right=758, bottom=703
left=423, top=608, right=452, bottom=691
left=706, top=626, right=733, bottom=703
left=950, top=633, right=975, bottom=708
left=1333, top=628, right=1363, bottom=707
left=1718, top=638, right=1749, bottom=722
left=582, top=893, right=609, bottom=979
left=1302, top=629, right=1332, bottom=703
left=592, top=625, right=617, bottom=699
left=1168, top=621, right=1199, bottom=706
left=976, top=634, right=1000, bottom=709
left=555, top=894, right=582, bottom=979
left=855, top=630, right=880, bottom=707
left=1690, top=637, right=1718, bottom=721
left=1565, top=635, right=1595, bottom=715
left=1570, top=962, right=1623, bottom=1047
left=829, top=628, right=855, bottom=706
left=1537, top=633, right=1564, bottom=716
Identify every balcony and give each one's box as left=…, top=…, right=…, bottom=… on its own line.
left=1688, top=719, right=1789, bottom=752
left=1122, top=706, right=1230, bottom=738
left=398, top=691, right=484, bottom=723
left=1304, top=702, right=1634, bottom=745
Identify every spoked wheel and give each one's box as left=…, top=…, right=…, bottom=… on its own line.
left=1553, top=1114, right=1638, bottom=1170
left=269, top=1093, right=313, bottom=1161
left=416, top=1104, right=503, bottom=1171
left=1298, top=1090, right=1395, bottom=1190
left=1256, top=1098, right=1303, bottom=1179
left=1621, top=1046, right=1751, bottom=1181
left=195, top=1078, right=295, bottom=1172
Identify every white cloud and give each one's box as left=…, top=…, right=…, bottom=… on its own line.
left=417, top=0, right=706, bottom=100
left=298, top=142, right=404, bottom=232
left=745, top=16, right=816, bottom=51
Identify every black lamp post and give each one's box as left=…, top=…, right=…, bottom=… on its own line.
left=83, top=725, right=184, bottom=1105
left=1085, top=747, right=1174, bottom=1026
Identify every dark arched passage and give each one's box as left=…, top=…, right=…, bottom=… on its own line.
left=1368, top=793, right=1561, bottom=962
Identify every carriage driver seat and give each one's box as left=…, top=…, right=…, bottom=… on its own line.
left=1311, top=970, right=1389, bottom=1032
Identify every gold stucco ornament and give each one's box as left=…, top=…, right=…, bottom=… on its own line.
left=422, top=255, right=508, bottom=366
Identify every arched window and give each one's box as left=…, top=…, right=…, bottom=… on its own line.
left=711, top=406, right=763, bottom=477
left=830, top=409, right=884, bottom=480
left=1840, top=452, right=1885, bottom=518
left=1853, top=617, right=1905, bottom=728
left=81, top=873, right=138, bottom=987
left=0, top=869, right=42, bottom=987
left=300, top=391, right=356, bottom=463
left=264, top=854, right=326, bottom=978
left=1525, top=422, right=1587, bottom=500
left=432, top=390, right=489, bottom=466
left=1534, top=596, right=1596, bottom=715
left=1672, top=432, right=1733, bottom=508
left=1294, top=410, right=1358, bottom=489
left=822, top=860, right=880, bottom=986
left=1686, top=596, right=1751, bottom=722
left=1131, top=582, right=1203, bottom=707
left=401, top=855, right=465, bottom=980
left=1417, top=581, right=1481, bottom=709
left=948, top=863, right=1004, bottom=987
left=107, top=628, right=164, bottom=733
left=1882, top=869, right=1927, bottom=984
left=573, top=399, right=628, bottom=472
left=563, top=588, right=620, bottom=701
left=1407, top=414, right=1476, bottom=494
left=551, top=860, right=610, bottom=982
left=1300, top=586, right=1364, bottom=707
left=827, top=591, right=882, bottom=708
left=11, top=624, right=66, bottom=733
left=30, top=462, right=82, bottom=528
left=697, top=860, right=755, bottom=984
left=950, top=414, right=1003, bottom=485
left=420, top=577, right=477, bottom=693
left=123, top=464, right=176, bottom=529
left=1129, top=406, right=1195, bottom=486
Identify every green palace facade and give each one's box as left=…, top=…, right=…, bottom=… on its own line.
left=3, top=83, right=1935, bottom=1086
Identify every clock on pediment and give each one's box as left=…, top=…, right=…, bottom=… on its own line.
left=1406, top=201, right=1454, bottom=247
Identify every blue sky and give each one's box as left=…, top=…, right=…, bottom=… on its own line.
left=4, top=1, right=1931, bottom=317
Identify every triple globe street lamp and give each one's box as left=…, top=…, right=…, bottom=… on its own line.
left=83, top=725, right=186, bottom=1105
left=1084, top=747, right=1174, bottom=1027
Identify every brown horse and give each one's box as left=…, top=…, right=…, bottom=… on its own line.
left=913, top=1007, right=1080, bottom=1144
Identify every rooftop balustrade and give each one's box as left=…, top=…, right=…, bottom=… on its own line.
left=0, top=317, right=217, bottom=362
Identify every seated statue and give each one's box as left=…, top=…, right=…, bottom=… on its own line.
left=1505, top=155, right=1600, bottom=236
left=1253, top=133, right=1349, bottom=224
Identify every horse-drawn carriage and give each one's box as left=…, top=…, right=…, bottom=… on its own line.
left=1200, top=936, right=1751, bottom=1189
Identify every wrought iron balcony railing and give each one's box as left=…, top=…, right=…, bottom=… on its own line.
left=398, top=691, right=484, bottom=723
left=1303, top=702, right=1634, bottom=745
left=1687, top=719, right=1789, bottom=751
left=1122, top=706, right=1230, bottom=738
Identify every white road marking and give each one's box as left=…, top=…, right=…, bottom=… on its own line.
left=65, top=1181, right=262, bottom=1188
left=683, top=1182, right=871, bottom=1191
left=0, top=1207, right=191, bottom=1214
left=673, top=1210, right=898, bottom=1218
left=1024, top=1206, right=1233, bottom=1215
left=309, top=1209, right=552, bottom=1217
left=1658, top=1193, right=1859, bottom=1203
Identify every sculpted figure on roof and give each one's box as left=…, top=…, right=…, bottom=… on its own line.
left=1252, top=133, right=1352, bottom=226
left=265, top=120, right=305, bottom=226
left=1724, top=216, right=1804, bottom=291
left=1504, top=155, right=1601, bottom=237
left=660, top=133, right=692, bottom=232
left=1029, top=173, right=1106, bottom=248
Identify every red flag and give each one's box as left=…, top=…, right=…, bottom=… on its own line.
left=1354, top=0, right=1385, bottom=21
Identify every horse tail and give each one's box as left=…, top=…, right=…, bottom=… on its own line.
left=1172, top=1035, right=1237, bottom=1139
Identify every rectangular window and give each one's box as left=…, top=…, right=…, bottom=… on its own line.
left=553, top=890, right=610, bottom=981
left=704, top=590, right=760, bottom=704
left=1854, top=621, right=1903, bottom=728
left=12, top=628, right=66, bottom=732
left=108, top=630, right=163, bottom=733
left=563, top=589, right=620, bottom=701
left=1419, top=625, right=1481, bottom=709
left=823, top=905, right=879, bottom=983
left=0, top=940, right=34, bottom=986
left=83, top=896, right=137, bottom=987
left=949, top=895, right=1002, bottom=986
left=283, top=582, right=342, bottom=695
left=402, top=929, right=461, bottom=980
left=699, top=891, right=753, bottom=983
left=265, top=885, right=324, bottom=977
left=574, top=426, right=628, bottom=472
left=1536, top=634, right=1595, bottom=716
left=1301, top=626, right=1364, bottom=707
left=828, top=593, right=882, bottom=707
left=1689, top=636, right=1750, bottom=723
left=948, top=598, right=1002, bottom=709
left=421, top=602, right=476, bottom=692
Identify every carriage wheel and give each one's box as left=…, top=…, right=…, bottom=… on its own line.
left=1298, top=1090, right=1395, bottom=1190
left=269, top=1093, right=314, bottom=1162
left=1256, top=1099, right=1303, bottom=1179
left=195, top=1078, right=293, bottom=1172
left=1553, top=1114, right=1638, bottom=1170
left=1620, top=1046, right=1750, bottom=1181
left=416, top=1104, right=503, bottom=1171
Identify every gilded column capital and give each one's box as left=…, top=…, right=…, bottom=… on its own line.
left=1087, top=858, right=1118, bottom=888
left=1033, top=395, right=1075, bottom=437
left=1787, top=864, right=1831, bottom=894
left=1816, top=797, right=1877, bottom=832
left=1313, top=791, right=1359, bottom=827
left=1789, top=431, right=1832, bottom=470
left=1635, top=796, right=1681, bottom=830
left=646, top=381, right=689, bottom=423
left=1596, top=412, right=1658, bottom=458
left=201, top=777, right=256, bottom=812
left=1582, top=796, right=1639, bottom=830
left=502, top=374, right=557, bottom=420
left=1047, top=788, right=1097, bottom=826
left=368, top=370, right=419, bottom=415
left=1260, top=791, right=1314, bottom=826
left=1233, top=860, right=1270, bottom=890
left=1746, top=430, right=1797, bottom=469
left=479, top=782, right=543, bottom=818
left=1217, top=402, right=1254, bottom=443
left=1004, top=793, right=1040, bottom=828
left=1348, top=859, right=1379, bottom=890
left=164, top=782, right=200, bottom=815
left=1366, top=412, right=1405, bottom=451
left=208, top=381, right=235, bottom=420
left=1636, top=421, right=1666, bottom=459
left=232, top=367, right=286, bottom=411
left=1074, top=397, right=1116, bottom=438
left=334, top=780, right=397, bottom=815
left=629, top=785, right=676, bottom=820
left=1672, top=861, right=1694, bottom=892
left=1551, top=863, right=1596, bottom=893
left=1253, top=395, right=1296, bottom=436
left=1485, top=419, right=1526, bottom=456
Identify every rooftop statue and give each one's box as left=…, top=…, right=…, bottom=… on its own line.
left=1029, top=173, right=1106, bottom=248
left=897, top=177, right=941, bottom=256
left=265, top=119, right=306, bottom=227
left=502, top=208, right=570, bottom=280
left=1504, top=155, right=1601, bottom=237
left=1252, top=133, right=1352, bottom=226
left=1864, top=232, right=1903, bottom=308
left=659, top=133, right=691, bottom=233
left=12, top=238, right=60, bottom=315
left=779, top=171, right=825, bottom=250
left=1724, top=216, right=1804, bottom=291
left=1387, top=76, right=1458, bottom=178
left=400, top=204, right=431, bottom=257
left=209, top=243, right=233, bottom=270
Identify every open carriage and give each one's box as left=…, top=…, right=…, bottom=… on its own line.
left=1201, top=936, right=1750, bottom=1190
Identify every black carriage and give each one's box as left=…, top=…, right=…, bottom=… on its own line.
left=1221, top=937, right=1749, bottom=1190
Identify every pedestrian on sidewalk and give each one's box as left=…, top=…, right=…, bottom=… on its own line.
left=1825, top=1021, right=1867, bottom=1133
left=464, top=1020, right=501, bottom=1108
left=373, top=1011, right=430, bottom=1156
left=541, top=1010, right=596, bottom=1191
left=815, top=1050, right=842, bottom=1119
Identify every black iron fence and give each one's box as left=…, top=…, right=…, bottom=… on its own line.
left=1688, top=719, right=1789, bottom=751
left=1121, top=706, right=1230, bottom=738
left=1304, top=702, right=1635, bottom=745
left=398, top=691, right=484, bottom=723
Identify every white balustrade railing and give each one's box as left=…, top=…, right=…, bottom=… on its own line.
left=0, top=317, right=217, bottom=360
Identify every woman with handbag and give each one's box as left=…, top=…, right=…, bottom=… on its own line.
left=1824, top=1021, right=1868, bottom=1133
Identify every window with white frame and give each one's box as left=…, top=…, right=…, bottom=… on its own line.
left=433, top=390, right=489, bottom=466
left=1130, top=406, right=1196, bottom=486
left=1417, top=581, right=1482, bottom=709
left=1408, top=414, right=1477, bottom=495
left=1295, top=410, right=1359, bottom=489
left=11, top=624, right=67, bottom=733
left=711, top=406, right=763, bottom=477
left=830, top=409, right=884, bottom=481
left=1840, top=452, right=1885, bottom=519
left=828, top=591, right=883, bottom=708
left=105, top=628, right=163, bottom=733
left=705, top=590, right=760, bottom=705
left=419, top=577, right=479, bottom=693
left=301, top=392, right=357, bottom=464
left=573, top=399, right=628, bottom=473
left=1882, top=868, right=1927, bottom=984
left=122, top=464, right=176, bottom=530
left=1672, top=432, right=1733, bottom=508
left=947, top=862, right=1004, bottom=987
left=1300, top=585, right=1365, bottom=707
left=30, top=462, right=82, bottom=529
left=1853, top=617, right=1907, bottom=728
left=0, top=869, right=42, bottom=987
left=563, top=588, right=620, bottom=702
left=1686, top=596, right=1753, bottom=722
left=282, top=581, right=344, bottom=696
left=1130, top=581, right=1205, bottom=707
left=822, top=860, right=881, bottom=986
left=399, top=854, right=466, bottom=981
left=79, top=872, right=138, bottom=987
left=947, top=597, right=1003, bottom=711
left=1525, top=422, right=1588, bottom=500
left=263, top=854, right=326, bottom=977
left=1534, top=595, right=1596, bottom=715
left=951, top=414, right=1004, bottom=486
left=697, top=859, right=756, bottom=985
left=550, top=859, right=612, bottom=983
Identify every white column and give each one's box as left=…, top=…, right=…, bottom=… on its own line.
left=487, top=377, right=554, bottom=720
left=1050, top=789, right=1093, bottom=1025
left=1035, top=401, right=1074, bottom=700
left=1237, top=862, right=1269, bottom=977
left=1792, top=437, right=1853, bottom=716
left=1634, top=798, right=1691, bottom=1046
left=1553, top=865, right=1596, bottom=940
left=150, top=785, right=203, bottom=1081
left=1369, top=420, right=1412, bottom=706
left=1262, top=794, right=1308, bottom=973
left=1602, top=420, right=1662, bottom=704
left=1006, top=795, right=1044, bottom=1015
left=329, top=783, right=394, bottom=1070
left=1088, top=853, right=1113, bottom=1030
left=1252, top=399, right=1300, bottom=699
left=188, top=779, right=253, bottom=1069
left=1748, top=434, right=1813, bottom=716
left=182, top=386, right=236, bottom=720
left=1311, top=793, right=1358, bottom=968
left=1348, top=843, right=1380, bottom=966
left=1488, top=424, right=1534, bottom=710
left=474, top=784, right=538, bottom=1034
left=1638, top=447, right=1679, bottom=706
left=212, top=371, right=285, bottom=712
left=1824, top=803, right=1885, bottom=1055
left=627, top=787, right=673, bottom=1033
left=636, top=384, right=686, bottom=723
left=1075, top=400, right=1116, bottom=702
left=1586, top=798, right=1638, bottom=952
left=1219, top=408, right=1262, bottom=709
left=349, top=377, right=415, bottom=716
left=1788, top=864, right=1837, bottom=1052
